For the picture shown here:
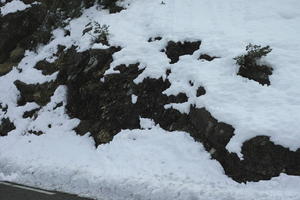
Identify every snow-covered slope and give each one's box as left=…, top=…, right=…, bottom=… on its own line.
left=1, top=0, right=300, bottom=199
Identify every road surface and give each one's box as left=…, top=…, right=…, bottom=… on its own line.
left=0, top=181, right=93, bottom=200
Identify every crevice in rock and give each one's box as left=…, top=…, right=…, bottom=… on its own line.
left=165, top=41, right=201, bottom=64
left=53, top=102, right=63, bottom=110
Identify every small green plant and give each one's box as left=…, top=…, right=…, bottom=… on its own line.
left=234, top=43, right=272, bottom=68
left=83, top=21, right=109, bottom=45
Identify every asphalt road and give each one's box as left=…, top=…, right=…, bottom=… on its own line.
left=0, top=181, right=93, bottom=200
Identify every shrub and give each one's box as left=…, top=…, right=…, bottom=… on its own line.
left=234, top=43, right=272, bottom=68
left=234, top=43, right=273, bottom=85
left=83, top=21, right=110, bottom=45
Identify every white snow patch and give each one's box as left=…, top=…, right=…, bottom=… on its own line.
left=131, top=94, right=138, bottom=104
left=0, top=0, right=31, bottom=16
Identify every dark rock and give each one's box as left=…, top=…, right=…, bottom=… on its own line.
left=56, top=46, right=140, bottom=145
left=241, top=136, right=300, bottom=181
left=196, top=86, right=206, bottom=97
left=167, top=93, right=188, bottom=103
left=165, top=41, right=201, bottom=64
left=189, top=80, right=194, bottom=86
left=133, top=77, right=191, bottom=132
left=9, top=46, right=25, bottom=63
left=0, top=62, right=15, bottom=76
left=34, top=60, right=59, bottom=75
left=100, top=0, right=124, bottom=13
left=0, top=0, right=99, bottom=64
left=166, top=69, right=171, bottom=76
left=14, top=80, right=58, bottom=106
left=0, top=4, right=45, bottom=63
left=68, top=63, right=141, bottom=145
left=0, top=103, right=8, bottom=114
left=57, top=45, right=192, bottom=145
left=199, top=54, right=219, bottom=61
left=28, top=130, right=44, bottom=136
left=238, top=64, right=273, bottom=86
left=23, top=108, right=40, bottom=119
left=57, top=46, right=121, bottom=84
left=0, top=118, right=15, bottom=136
left=148, top=36, right=162, bottom=42
left=0, top=45, right=25, bottom=76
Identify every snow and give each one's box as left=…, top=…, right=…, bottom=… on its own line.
left=0, top=0, right=300, bottom=199
left=0, top=0, right=31, bottom=16
left=131, top=94, right=138, bottom=104
left=1, top=125, right=300, bottom=200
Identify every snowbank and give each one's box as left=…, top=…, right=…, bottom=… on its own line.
left=1, top=124, right=300, bottom=200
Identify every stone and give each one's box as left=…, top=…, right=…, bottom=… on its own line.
left=9, top=46, right=25, bottom=63
left=34, top=60, right=59, bottom=75
left=0, top=62, right=15, bottom=76
left=14, top=80, right=58, bottom=106
left=0, top=118, right=15, bottom=136
left=196, top=86, right=206, bottom=97
left=199, top=54, right=219, bottom=61
left=238, top=64, right=273, bottom=86
left=165, top=41, right=201, bottom=64
left=23, top=108, right=40, bottom=119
